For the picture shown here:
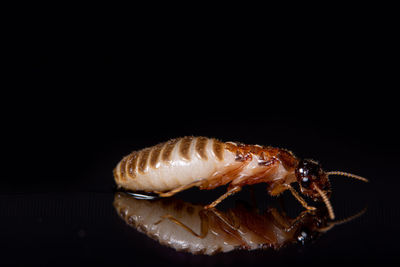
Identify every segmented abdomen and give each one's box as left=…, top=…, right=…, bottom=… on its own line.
left=114, top=193, right=299, bottom=254
left=114, top=137, right=236, bottom=192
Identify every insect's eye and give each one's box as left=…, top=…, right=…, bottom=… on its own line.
left=296, top=227, right=320, bottom=245
left=297, top=230, right=309, bottom=245
left=296, top=159, right=322, bottom=189
left=301, top=176, right=311, bottom=188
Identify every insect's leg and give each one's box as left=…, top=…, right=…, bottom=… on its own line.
left=157, top=179, right=207, bottom=197
left=284, top=210, right=312, bottom=232
left=269, top=208, right=292, bottom=229
left=204, top=186, right=242, bottom=209
left=154, top=211, right=209, bottom=238
left=285, top=184, right=316, bottom=211
left=209, top=208, right=240, bottom=230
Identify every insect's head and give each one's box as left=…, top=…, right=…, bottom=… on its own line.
left=295, top=208, right=330, bottom=245
left=295, top=159, right=331, bottom=200
left=295, top=205, right=367, bottom=245
left=295, top=159, right=369, bottom=220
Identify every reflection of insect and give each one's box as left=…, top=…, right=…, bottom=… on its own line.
left=114, top=192, right=365, bottom=255
left=114, top=137, right=368, bottom=219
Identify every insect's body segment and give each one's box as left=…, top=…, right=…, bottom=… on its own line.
left=114, top=137, right=298, bottom=196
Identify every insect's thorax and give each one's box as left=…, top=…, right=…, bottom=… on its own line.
left=225, top=142, right=298, bottom=167
left=223, top=142, right=299, bottom=188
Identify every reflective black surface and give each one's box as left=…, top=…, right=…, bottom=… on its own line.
left=3, top=113, right=399, bottom=265
left=113, top=191, right=367, bottom=255
left=4, top=23, right=398, bottom=265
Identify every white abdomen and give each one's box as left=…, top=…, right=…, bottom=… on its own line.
left=114, top=137, right=237, bottom=192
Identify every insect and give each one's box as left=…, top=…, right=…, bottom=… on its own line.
left=114, top=192, right=365, bottom=255
left=114, top=136, right=368, bottom=219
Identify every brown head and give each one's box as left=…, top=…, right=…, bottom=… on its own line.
left=295, top=159, right=331, bottom=200
left=295, top=205, right=367, bottom=246
left=295, top=159, right=368, bottom=220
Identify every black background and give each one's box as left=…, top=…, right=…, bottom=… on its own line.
left=2, top=6, right=398, bottom=266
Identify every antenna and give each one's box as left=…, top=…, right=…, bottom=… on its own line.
left=326, top=171, right=369, bottom=183
left=313, top=185, right=335, bottom=220
left=318, top=207, right=367, bottom=232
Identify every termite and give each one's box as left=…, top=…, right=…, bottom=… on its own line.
left=114, top=192, right=365, bottom=255
left=114, top=136, right=368, bottom=219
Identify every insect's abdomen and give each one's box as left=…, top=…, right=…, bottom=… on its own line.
left=114, top=137, right=237, bottom=192
left=114, top=193, right=259, bottom=254
left=114, top=193, right=298, bottom=254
